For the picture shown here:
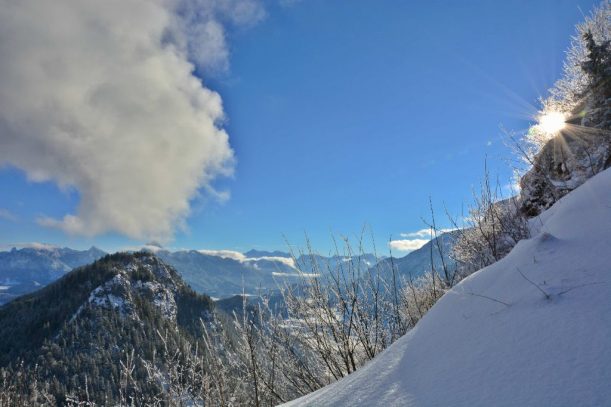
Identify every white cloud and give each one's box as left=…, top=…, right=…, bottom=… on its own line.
left=173, top=0, right=265, bottom=72
left=400, top=227, right=456, bottom=239
left=399, top=229, right=432, bottom=238
left=198, top=249, right=247, bottom=261
left=0, top=0, right=263, bottom=242
left=388, top=239, right=429, bottom=252
left=249, top=256, right=296, bottom=268
left=197, top=249, right=296, bottom=268
left=0, top=242, right=59, bottom=251
left=393, top=227, right=457, bottom=252
left=0, top=209, right=17, bottom=222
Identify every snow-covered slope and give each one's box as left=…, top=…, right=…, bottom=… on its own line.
left=284, top=168, right=611, bottom=407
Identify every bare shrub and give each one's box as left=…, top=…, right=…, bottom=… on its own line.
left=450, top=165, right=530, bottom=277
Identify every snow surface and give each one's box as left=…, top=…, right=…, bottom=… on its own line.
left=284, top=168, right=611, bottom=407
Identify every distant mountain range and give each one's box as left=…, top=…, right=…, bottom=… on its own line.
left=155, top=250, right=382, bottom=298
left=0, top=246, right=106, bottom=304
left=244, top=249, right=292, bottom=258
left=0, top=234, right=455, bottom=305
left=155, top=249, right=298, bottom=298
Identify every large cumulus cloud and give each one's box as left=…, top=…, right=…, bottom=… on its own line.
left=0, top=0, right=262, bottom=241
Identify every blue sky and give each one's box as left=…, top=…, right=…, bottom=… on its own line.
left=0, top=0, right=599, bottom=254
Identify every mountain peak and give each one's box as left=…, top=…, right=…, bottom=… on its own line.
left=244, top=249, right=291, bottom=258
left=73, top=252, right=183, bottom=321
left=0, top=251, right=215, bottom=403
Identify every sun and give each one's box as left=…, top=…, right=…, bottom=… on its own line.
left=537, top=111, right=566, bottom=134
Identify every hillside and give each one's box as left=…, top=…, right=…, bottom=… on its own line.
left=0, top=252, right=215, bottom=404
left=284, top=167, right=611, bottom=406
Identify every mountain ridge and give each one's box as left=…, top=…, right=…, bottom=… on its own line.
left=0, top=246, right=107, bottom=304
left=0, top=252, right=215, bottom=404
left=0, top=242, right=454, bottom=305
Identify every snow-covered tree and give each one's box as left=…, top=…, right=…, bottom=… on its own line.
left=525, top=0, right=610, bottom=153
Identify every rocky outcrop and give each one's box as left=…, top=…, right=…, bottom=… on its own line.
left=75, top=253, right=183, bottom=322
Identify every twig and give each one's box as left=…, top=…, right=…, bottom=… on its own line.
left=517, top=268, right=550, bottom=299
left=467, top=292, right=511, bottom=307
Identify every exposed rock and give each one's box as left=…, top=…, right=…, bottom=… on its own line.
left=79, top=254, right=182, bottom=322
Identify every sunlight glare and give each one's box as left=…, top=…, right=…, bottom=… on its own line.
left=538, top=111, right=566, bottom=134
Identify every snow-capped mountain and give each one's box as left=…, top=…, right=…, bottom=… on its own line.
left=156, top=250, right=381, bottom=298
left=0, top=246, right=106, bottom=304
left=244, top=249, right=292, bottom=258
left=0, top=241, right=451, bottom=305
left=284, top=166, right=611, bottom=407
left=154, top=249, right=299, bottom=298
